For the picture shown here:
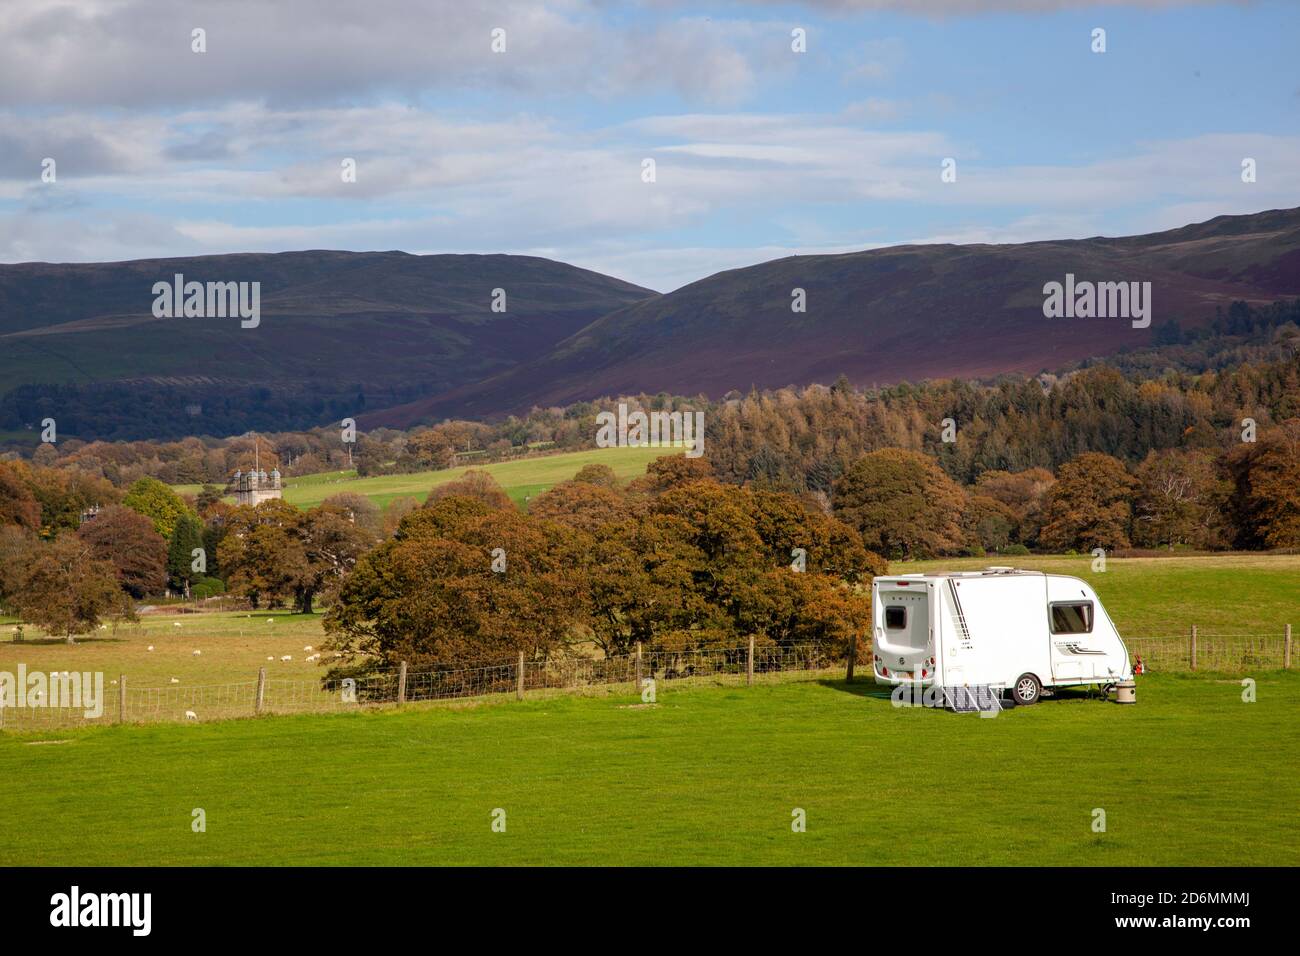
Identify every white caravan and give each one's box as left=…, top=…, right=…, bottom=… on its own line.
left=871, top=568, right=1131, bottom=705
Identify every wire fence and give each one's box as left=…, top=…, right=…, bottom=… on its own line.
left=0, top=641, right=842, bottom=732
left=0, top=630, right=1292, bottom=732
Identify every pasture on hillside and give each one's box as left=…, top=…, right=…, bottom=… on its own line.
left=173, top=445, right=675, bottom=510
left=1, top=673, right=1296, bottom=866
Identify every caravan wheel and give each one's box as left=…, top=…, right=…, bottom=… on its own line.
left=1013, top=673, right=1042, bottom=705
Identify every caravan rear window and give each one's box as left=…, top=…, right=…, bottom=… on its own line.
left=884, top=606, right=907, bottom=629
left=1050, top=601, right=1094, bottom=634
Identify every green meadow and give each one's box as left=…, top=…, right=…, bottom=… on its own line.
left=174, top=444, right=675, bottom=509
left=1, top=672, right=1295, bottom=865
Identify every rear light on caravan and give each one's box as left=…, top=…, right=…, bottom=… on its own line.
left=881, top=666, right=890, bottom=676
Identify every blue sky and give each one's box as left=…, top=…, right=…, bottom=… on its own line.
left=1, top=0, right=1296, bottom=290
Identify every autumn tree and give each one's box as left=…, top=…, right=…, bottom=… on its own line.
left=831, top=448, right=966, bottom=559
left=1132, top=449, right=1230, bottom=549
left=1225, top=418, right=1300, bottom=549
left=962, top=494, right=1017, bottom=554
left=527, top=480, right=632, bottom=533
left=216, top=500, right=306, bottom=609
left=972, top=467, right=1056, bottom=546
left=8, top=536, right=134, bottom=642
left=572, top=463, right=619, bottom=488
left=293, top=502, right=381, bottom=612
left=76, top=505, right=167, bottom=598
left=425, top=469, right=514, bottom=510
left=320, top=492, right=384, bottom=538
left=382, top=496, right=421, bottom=536
left=0, top=525, right=36, bottom=612
left=325, top=497, right=588, bottom=668
left=0, top=462, right=41, bottom=531
left=1039, top=452, right=1138, bottom=552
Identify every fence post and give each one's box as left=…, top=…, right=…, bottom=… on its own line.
left=117, top=674, right=126, bottom=724
left=845, top=632, right=857, bottom=684
left=747, top=635, right=754, bottom=686
left=255, top=667, right=266, bottom=714
left=1286, top=624, right=1293, bottom=670
left=636, top=642, right=643, bottom=691
left=1190, top=625, right=1198, bottom=672
left=516, top=652, right=525, bottom=700
left=397, top=661, right=408, bottom=705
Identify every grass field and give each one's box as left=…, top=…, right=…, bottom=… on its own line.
left=173, top=445, right=674, bottom=510
left=900, top=553, right=1300, bottom=637
left=1, top=672, right=1295, bottom=865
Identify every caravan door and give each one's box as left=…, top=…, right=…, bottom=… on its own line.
left=1046, top=578, right=1112, bottom=682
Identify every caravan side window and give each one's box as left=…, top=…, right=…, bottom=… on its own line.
left=884, top=606, right=907, bottom=630
left=1050, top=601, right=1093, bottom=634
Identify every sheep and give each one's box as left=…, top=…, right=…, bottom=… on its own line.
left=172, top=622, right=182, bottom=628
left=192, top=649, right=201, bottom=656
left=169, top=677, right=180, bottom=684
left=147, top=645, right=155, bottom=651
left=303, top=645, right=313, bottom=652
left=266, top=618, right=274, bottom=624
left=280, top=655, right=292, bottom=662
left=184, top=710, right=197, bottom=720
left=266, top=656, right=274, bottom=662
left=305, top=653, right=320, bottom=662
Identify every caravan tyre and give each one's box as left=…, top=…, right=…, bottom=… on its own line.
left=1013, top=673, right=1042, bottom=705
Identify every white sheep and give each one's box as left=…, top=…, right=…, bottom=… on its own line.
left=303, top=645, right=313, bottom=652
left=266, top=656, right=274, bottom=661
left=280, top=655, right=292, bottom=662
left=169, top=677, right=180, bottom=684
left=184, top=710, right=197, bottom=720
left=192, top=649, right=201, bottom=656
left=266, top=618, right=274, bottom=624
left=172, top=622, right=181, bottom=628
left=305, top=653, right=320, bottom=662
left=147, top=645, right=155, bottom=651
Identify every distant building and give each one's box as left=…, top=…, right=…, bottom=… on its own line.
left=233, top=468, right=282, bottom=506
left=78, top=504, right=101, bottom=526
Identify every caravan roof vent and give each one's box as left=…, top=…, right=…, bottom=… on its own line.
left=984, top=566, right=1016, bottom=573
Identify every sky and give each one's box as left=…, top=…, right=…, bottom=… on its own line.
left=0, top=0, right=1297, bottom=292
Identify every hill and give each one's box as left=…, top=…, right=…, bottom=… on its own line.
left=0, top=251, right=655, bottom=439
left=366, top=207, right=1300, bottom=425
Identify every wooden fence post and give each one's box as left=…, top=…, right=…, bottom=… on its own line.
left=117, top=675, right=126, bottom=724
left=397, top=661, right=408, bottom=705
left=1286, top=624, right=1292, bottom=670
left=636, top=642, right=643, bottom=691
left=1190, top=625, right=1198, bottom=672
left=255, top=667, right=266, bottom=714
left=516, top=652, right=525, bottom=700
left=845, top=632, right=857, bottom=684
left=747, top=635, right=754, bottom=686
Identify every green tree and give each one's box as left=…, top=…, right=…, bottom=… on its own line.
left=122, top=477, right=192, bottom=539
left=167, top=514, right=206, bottom=596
